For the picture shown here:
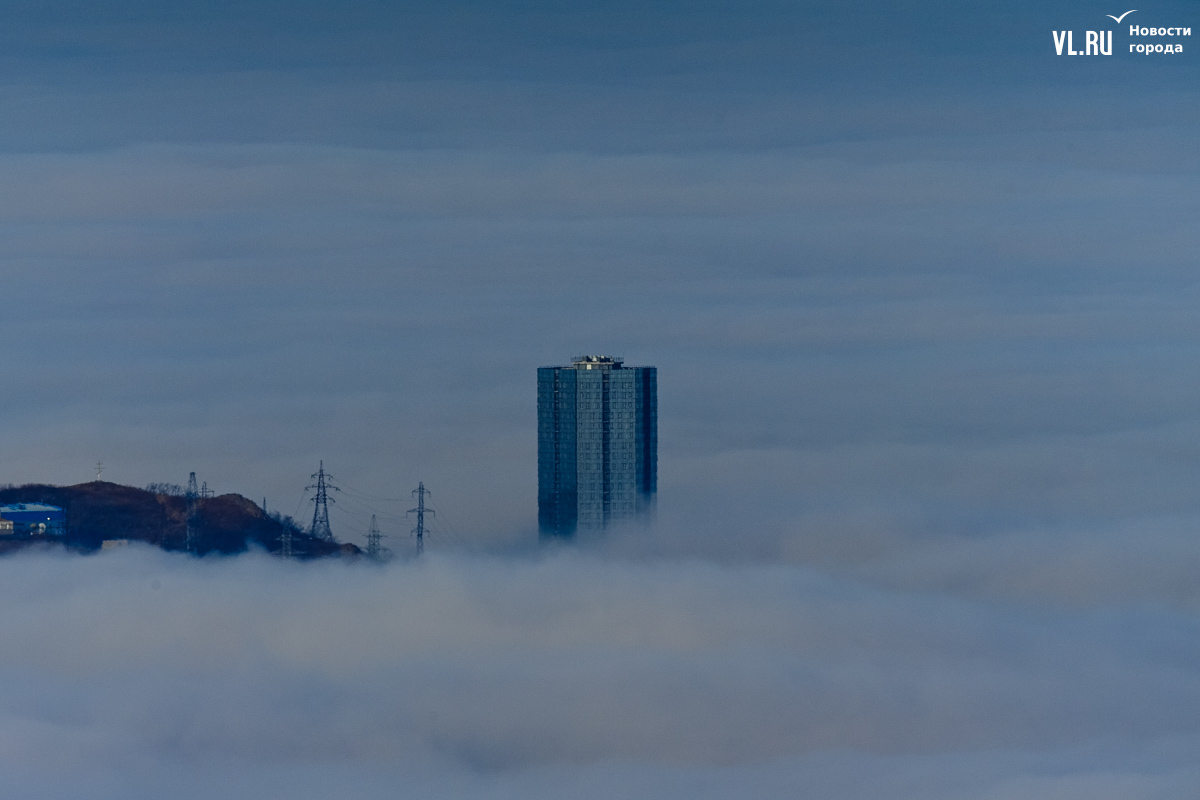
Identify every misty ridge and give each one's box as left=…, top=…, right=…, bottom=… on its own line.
left=0, top=480, right=350, bottom=557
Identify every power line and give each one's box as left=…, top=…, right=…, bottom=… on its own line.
left=292, top=488, right=309, bottom=519
left=294, top=473, right=464, bottom=553
left=428, top=499, right=463, bottom=540
left=337, top=484, right=408, bottom=503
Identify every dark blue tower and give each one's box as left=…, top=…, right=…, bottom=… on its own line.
left=538, top=356, right=656, bottom=539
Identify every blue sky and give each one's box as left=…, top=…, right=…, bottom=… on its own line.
left=3, top=0, right=1199, bottom=552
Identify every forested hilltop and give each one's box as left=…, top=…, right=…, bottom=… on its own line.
left=0, top=481, right=357, bottom=557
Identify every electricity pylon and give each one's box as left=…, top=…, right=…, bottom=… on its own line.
left=366, top=514, right=388, bottom=561
left=307, top=461, right=337, bottom=541
left=408, top=482, right=434, bottom=557
left=185, top=472, right=199, bottom=554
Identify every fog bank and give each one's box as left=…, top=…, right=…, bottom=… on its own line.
left=0, top=546, right=1197, bottom=798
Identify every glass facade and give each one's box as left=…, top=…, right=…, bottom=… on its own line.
left=538, top=356, right=656, bottom=539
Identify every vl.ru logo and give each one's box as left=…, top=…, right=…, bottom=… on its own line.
left=1053, top=10, right=1191, bottom=56
left=1052, top=9, right=1129, bottom=55
left=1053, top=28, right=1112, bottom=55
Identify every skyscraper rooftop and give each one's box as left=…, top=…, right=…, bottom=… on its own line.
left=571, top=355, right=623, bottom=368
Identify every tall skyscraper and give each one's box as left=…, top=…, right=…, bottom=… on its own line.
left=538, top=355, right=657, bottom=539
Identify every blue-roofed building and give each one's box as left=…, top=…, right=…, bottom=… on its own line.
left=0, top=503, right=65, bottom=536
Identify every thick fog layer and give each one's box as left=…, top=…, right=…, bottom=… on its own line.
left=0, top=546, right=1197, bottom=800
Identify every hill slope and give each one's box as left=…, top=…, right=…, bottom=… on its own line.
left=0, top=481, right=356, bottom=557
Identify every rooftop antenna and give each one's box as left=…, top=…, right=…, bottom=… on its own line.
left=307, top=461, right=337, bottom=542
left=408, top=482, right=434, bottom=557
left=366, top=514, right=388, bottom=561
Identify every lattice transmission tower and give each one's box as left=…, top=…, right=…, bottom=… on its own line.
left=185, top=472, right=199, bottom=554
left=307, top=461, right=337, bottom=542
left=366, top=514, right=388, bottom=561
left=408, top=482, right=434, bottom=557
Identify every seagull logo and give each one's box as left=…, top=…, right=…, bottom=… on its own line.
left=1106, top=10, right=1136, bottom=23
